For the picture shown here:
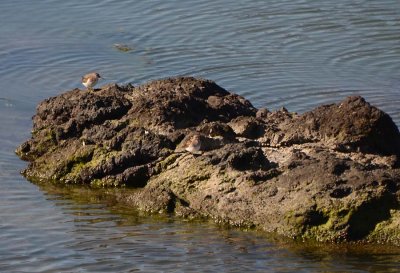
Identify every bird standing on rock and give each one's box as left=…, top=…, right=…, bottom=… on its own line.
left=81, top=72, right=102, bottom=91
left=185, top=134, right=202, bottom=154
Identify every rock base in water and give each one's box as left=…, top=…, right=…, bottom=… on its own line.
left=16, top=77, right=400, bottom=245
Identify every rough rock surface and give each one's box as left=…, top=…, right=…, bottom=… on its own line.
left=16, top=77, right=400, bottom=245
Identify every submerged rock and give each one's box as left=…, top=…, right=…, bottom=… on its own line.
left=16, top=77, right=400, bottom=245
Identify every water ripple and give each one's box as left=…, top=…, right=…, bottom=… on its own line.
left=1, top=0, right=400, bottom=272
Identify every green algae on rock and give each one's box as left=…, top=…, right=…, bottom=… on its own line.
left=16, top=77, right=400, bottom=245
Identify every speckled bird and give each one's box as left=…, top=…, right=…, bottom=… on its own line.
left=81, top=72, right=102, bottom=91
left=185, top=134, right=202, bottom=154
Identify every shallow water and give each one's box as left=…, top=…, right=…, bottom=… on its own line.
left=1, top=0, right=400, bottom=272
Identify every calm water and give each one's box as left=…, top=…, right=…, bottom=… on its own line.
left=1, top=0, right=400, bottom=272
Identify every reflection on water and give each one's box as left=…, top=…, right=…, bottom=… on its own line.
left=1, top=0, right=400, bottom=272
left=2, top=182, right=400, bottom=273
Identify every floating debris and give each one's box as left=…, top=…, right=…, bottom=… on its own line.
left=113, top=43, right=134, bottom=52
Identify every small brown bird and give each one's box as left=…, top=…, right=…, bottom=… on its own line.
left=81, top=72, right=102, bottom=91
left=185, top=134, right=202, bottom=154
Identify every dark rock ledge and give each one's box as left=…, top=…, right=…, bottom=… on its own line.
left=16, top=77, right=400, bottom=245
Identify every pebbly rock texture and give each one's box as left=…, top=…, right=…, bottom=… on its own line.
left=16, top=77, right=400, bottom=245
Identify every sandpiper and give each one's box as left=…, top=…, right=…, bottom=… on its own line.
left=81, top=72, right=102, bottom=91
left=185, top=134, right=202, bottom=154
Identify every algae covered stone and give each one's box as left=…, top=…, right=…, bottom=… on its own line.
left=16, top=77, right=400, bottom=245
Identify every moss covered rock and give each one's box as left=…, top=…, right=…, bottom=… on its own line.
left=16, top=77, right=400, bottom=245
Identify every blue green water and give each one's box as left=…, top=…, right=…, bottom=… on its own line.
left=1, top=0, right=399, bottom=272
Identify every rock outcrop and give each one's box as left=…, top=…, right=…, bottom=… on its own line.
left=16, top=77, right=400, bottom=245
